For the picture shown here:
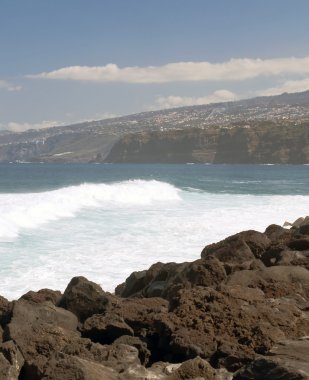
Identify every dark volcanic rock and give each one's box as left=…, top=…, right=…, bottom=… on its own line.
left=83, top=313, right=134, bottom=344
left=42, top=353, right=118, bottom=380
left=0, top=296, right=11, bottom=327
left=4, top=299, right=79, bottom=379
left=201, top=230, right=270, bottom=261
left=113, top=335, right=151, bottom=366
left=288, top=237, right=309, bottom=251
left=59, top=276, right=116, bottom=322
left=156, top=283, right=309, bottom=370
left=226, top=265, right=309, bottom=299
left=264, top=224, right=293, bottom=243
left=20, top=288, right=62, bottom=305
left=233, top=338, right=309, bottom=380
left=1, top=218, right=309, bottom=379
left=168, top=356, right=216, bottom=380
left=116, top=257, right=226, bottom=301
left=0, top=340, right=24, bottom=380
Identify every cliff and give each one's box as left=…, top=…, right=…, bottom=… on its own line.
left=1, top=89, right=309, bottom=164
left=105, top=123, right=309, bottom=164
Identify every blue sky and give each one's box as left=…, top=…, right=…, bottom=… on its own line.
left=1, top=0, right=309, bottom=131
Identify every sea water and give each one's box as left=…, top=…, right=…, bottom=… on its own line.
left=0, top=163, right=308, bottom=300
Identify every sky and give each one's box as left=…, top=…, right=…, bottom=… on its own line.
left=1, top=0, right=309, bottom=131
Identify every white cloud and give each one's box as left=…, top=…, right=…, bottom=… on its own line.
left=258, top=77, right=309, bottom=96
left=0, top=120, right=65, bottom=132
left=27, top=56, right=309, bottom=84
left=0, top=113, right=119, bottom=132
left=153, top=90, right=237, bottom=109
left=0, top=79, right=22, bottom=92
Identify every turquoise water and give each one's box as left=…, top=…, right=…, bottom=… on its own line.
left=0, top=163, right=308, bottom=299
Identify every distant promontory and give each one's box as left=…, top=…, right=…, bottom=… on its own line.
left=1, top=90, right=309, bottom=164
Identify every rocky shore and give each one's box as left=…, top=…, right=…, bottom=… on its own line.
left=0, top=217, right=309, bottom=379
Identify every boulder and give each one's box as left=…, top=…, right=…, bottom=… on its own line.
left=0, top=296, right=11, bottom=327
left=0, top=341, right=24, bottom=380
left=116, top=258, right=226, bottom=301
left=168, top=356, right=216, bottom=380
left=264, top=224, right=292, bottom=243
left=156, top=283, right=309, bottom=369
left=113, top=335, right=151, bottom=365
left=4, top=299, right=79, bottom=379
left=20, top=288, right=62, bottom=305
left=42, top=353, right=118, bottom=380
left=226, top=265, right=309, bottom=299
left=59, top=276, right=116, bottom=321
left=201, top=230, right=270, bottom=262
left=83, top=313, right=134, bottom=344
left=288, top=237, right=309, bottom=251
left=233, top=338, right=309, bottom=380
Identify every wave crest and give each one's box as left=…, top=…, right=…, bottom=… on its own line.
left=0, top=180, right=181, bottom=241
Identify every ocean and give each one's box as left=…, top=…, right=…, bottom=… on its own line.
left=0, top=163, right=309, bottom=300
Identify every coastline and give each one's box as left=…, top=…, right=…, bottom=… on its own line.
left=0, top=217, right=308, bottom=379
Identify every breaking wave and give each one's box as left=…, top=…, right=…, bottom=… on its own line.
left=0, top=180, right=181, bottom=241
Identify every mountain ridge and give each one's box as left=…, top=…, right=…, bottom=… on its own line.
left=1, top=90, right=309, bottom=163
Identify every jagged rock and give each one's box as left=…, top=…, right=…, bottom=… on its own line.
left=261, top=246, right=308, bottom=268
left=156, top=283, right=309, bottom=369
left=300, top=225, right=309, bottom=235
left=83, top=313, right=134, bottom=344
left=264, top=224, right=293, bottom=243
left=288, top=237, right=309, bottom=251
left=0, top=296, right=11, bottom=327
left=201, top=230, right=270, bottom=261
left=0, top=341, right=24, bottom=380
left=4, top=299, right=79, bottom=379
left=113, top=335, right=151, bottom=365
left=226, top=265, right=309, bottom=299
left=116, top=257, right=226, bottom=301
left=168, top=357, right=216, bottom=379
left=291, top=217, right=306, bottom=228
left=115, top=269, right=149, bottom=297
left=61, top=336, right=109, bottom=363
left=233, top=338, right=309, bottom=380
left=20, top=288, right=62, bottom=305
left=115, top=262, right=184, bottom=298
left=59, top=276, right=116, bottom=321
left=42, top=353, right=118, bottom=380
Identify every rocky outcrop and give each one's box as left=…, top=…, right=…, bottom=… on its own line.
left=0, top=217, right=308, bottom=379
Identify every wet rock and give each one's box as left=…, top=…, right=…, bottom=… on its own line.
left=59, top=276, right=116, bottom=322
left=83, top=312, right=134, bottom=344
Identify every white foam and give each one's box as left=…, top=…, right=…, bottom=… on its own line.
left=1, top=181, right=309, bottom=300
left=0, top=180, right=180, bottom=241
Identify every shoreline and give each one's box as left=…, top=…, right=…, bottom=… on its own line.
left=0, top=217, right=308, bottom=379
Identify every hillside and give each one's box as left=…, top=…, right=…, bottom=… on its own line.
left=0, top=90, right=309, bottom=163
